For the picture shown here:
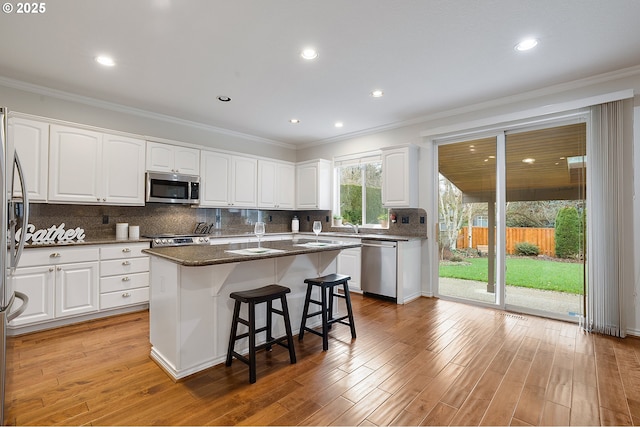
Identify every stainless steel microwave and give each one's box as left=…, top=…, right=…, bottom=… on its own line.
left=145, top=172, right=200, bottom=204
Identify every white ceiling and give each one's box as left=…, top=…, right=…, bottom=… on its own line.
left=1, top=0, right=640, bottom=146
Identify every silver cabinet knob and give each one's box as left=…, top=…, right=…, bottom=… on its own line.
left=122, top=261, right=131, bottom=266
left=122, top=276, right=130, bottom=282
left=122, top=248, right=131, bottom=253
left=49, top=253, right=61, bottom=258
left=56, top=266, right=62, bottom=271
left=49, top=267, right=54, bottom=272
left=122, top=292, right=131, bottom=298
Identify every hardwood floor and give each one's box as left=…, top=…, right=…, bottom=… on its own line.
left=5, top=295, right=640, bottom=425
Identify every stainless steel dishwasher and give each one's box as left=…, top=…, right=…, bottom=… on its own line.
left=361, top=239, right=397, bottom=300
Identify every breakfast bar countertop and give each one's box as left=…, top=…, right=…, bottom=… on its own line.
left=142, top=237, right=361, bottom=267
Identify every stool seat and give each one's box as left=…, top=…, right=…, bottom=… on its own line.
left=304, top=273, right=351, bottom=287
left=230, top=284, right=291, bottom=303
left=226, top=284, right=296, bottom=383
left=299, top=273, right=356, bottom=351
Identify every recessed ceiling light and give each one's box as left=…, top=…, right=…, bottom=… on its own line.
left=334, top=122, right=344, bottom=128
left=370, top=90, right=384, bottom=98
left=300, top=48, right=318, bottom=60
left=95, top=55, right=115, bottom=67
left=515, top=38, right=538, bottom=51
left=289, top=119, right=300, bottom=124
left=217, top=96, right=232, bottom=102
left=522, top=158, right=536, bottom=164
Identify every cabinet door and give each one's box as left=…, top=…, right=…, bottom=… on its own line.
left=146, top=142, right=174, bottom=173
left=276, top=162, right=295, bottom=209
left=382, top=146, right=418, bottom=208
left=173, top=147, right=199, bottom=175
left=7, top=117, right=49, bottom=201
left=8, top=266, right=54, bottom=327
left=55, top=261, right=99, bottom=318
left=102, top=134, right=145, bottom=205
left=257, top=160, right=277, bottom=208
left=231, top=157, right=257, bottom=207
left=49, top=125, right=102, bottom=203
left=296, top=163, right=319, bottom=209
left=296, top=160, right=331, bottom=210
left=337, top=247, right=362, bottom=293
left=200, top=151, right=231, bottom=207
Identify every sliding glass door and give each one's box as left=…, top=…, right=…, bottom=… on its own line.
left=436, top=120, right=587, bottom=321
left=438, top=136, right=498, bottom=306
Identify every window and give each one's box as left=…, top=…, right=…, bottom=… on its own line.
left=334, top=154, right=386, bottom=226
left=473, top=215, right=488, bottom=227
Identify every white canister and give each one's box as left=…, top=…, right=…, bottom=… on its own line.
left=128, top=225, right=140, bottom=240
left=291, top=216, right=299, bottom=233
left=116, top=223, right=129, bottom=240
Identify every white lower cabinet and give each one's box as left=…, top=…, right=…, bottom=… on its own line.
left=8, top=242, right=150, bottom=333
left=55, top=261, right=99, bottom=318
left=99, top=242, right=150, bottom=310
left=336, top=237, right=361, bottom=293
left=9, top=246, right=100, bottom=327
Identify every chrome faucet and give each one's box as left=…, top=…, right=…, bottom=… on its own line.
left=345, top=222, right=359, bottom=234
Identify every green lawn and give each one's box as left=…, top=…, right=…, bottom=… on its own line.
left=439, top=257, right=584, bottom=294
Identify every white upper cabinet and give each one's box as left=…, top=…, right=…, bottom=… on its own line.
left=146, top=141, right=199, bottom=175
left=7, top=117, right=49, bottom=202
left=258, top=160, right=295, bottom=209
left=200, top=151, right=257, bottom=208
left=381, top=145, right=418, bottom=208
left=102, top=134, right=146, bottom=205
left=49, top=125, right=145, bottom=205
left=296, top=159, right=332, bottom=210
left=49, top=125, right=102, bottom=204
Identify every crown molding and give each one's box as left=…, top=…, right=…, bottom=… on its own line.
left=0, top=75, right=296, bottom=150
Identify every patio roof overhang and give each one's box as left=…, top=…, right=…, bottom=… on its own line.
left=438, top=123, right=587, bottom=203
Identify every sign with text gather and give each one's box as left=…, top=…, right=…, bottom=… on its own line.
left=16, top=223, right=86, bottom=244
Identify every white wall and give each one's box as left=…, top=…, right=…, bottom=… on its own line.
left=0, top=82, right=297, bottom=162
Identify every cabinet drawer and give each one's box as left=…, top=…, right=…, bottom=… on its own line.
left=100, top=257, right=149, bottom=277
left=100, top=243, right=149, bottom=260
left=100, top=287, right=149, bottom=310
left=100, top=272, right=149, bottom=293
left=20, top=246, right=99, bottom=267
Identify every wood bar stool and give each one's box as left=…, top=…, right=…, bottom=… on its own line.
left=299, top=273, right=356, bottom=351
left=225, top=284, right=296, bottom=383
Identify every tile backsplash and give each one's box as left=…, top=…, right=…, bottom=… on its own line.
left=27, top=204, right=428, bottom=239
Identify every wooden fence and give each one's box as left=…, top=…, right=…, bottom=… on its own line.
left=456, top=226, right=556, bottom=256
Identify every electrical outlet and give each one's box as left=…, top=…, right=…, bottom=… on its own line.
left=420, top=216, right=425, bottom=224
left=102, top=215, right=109, bottom=224
left=307, top=215, right=310, bottom=221
left=401, top=216, right=409, bottom=224
left=326, top=215, right=330, bottom=222
left=269, top=215, right=272, bottom=222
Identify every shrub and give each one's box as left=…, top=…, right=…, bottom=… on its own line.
left=555, top=207, right=581, bottom=258
left=515, top=241, right=540, bottom=256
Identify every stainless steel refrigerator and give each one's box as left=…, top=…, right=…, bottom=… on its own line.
left=0, top=107, right=30, bottom=425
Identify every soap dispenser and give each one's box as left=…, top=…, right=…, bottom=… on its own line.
left=291, top=215, right=299, bottom=233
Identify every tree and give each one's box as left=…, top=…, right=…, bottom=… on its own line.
left=555, top=206, right=581, bottom=258
left=438, top=175, right=465, bottom=255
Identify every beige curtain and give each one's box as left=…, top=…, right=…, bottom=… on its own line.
left=586, top=100, right=626, bottom=337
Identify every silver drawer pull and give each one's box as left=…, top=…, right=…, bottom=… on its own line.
left=122, top=276, right=130, bottom=282
left=122, top=248, right=131, bottom=253
left=49, top=253, right=61, bottom=258
left=122, top=292, right=131, bottom=298
left=122, top=261, right=131, bottom=266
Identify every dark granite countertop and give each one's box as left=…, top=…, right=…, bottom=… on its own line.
left=143, top=237, right=361, bottom=266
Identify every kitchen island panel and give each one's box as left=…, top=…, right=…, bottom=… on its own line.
left=149, top=250, right=340, bottom=380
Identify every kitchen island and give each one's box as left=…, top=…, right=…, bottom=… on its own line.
left=143, top=236, right=361, bottom=380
